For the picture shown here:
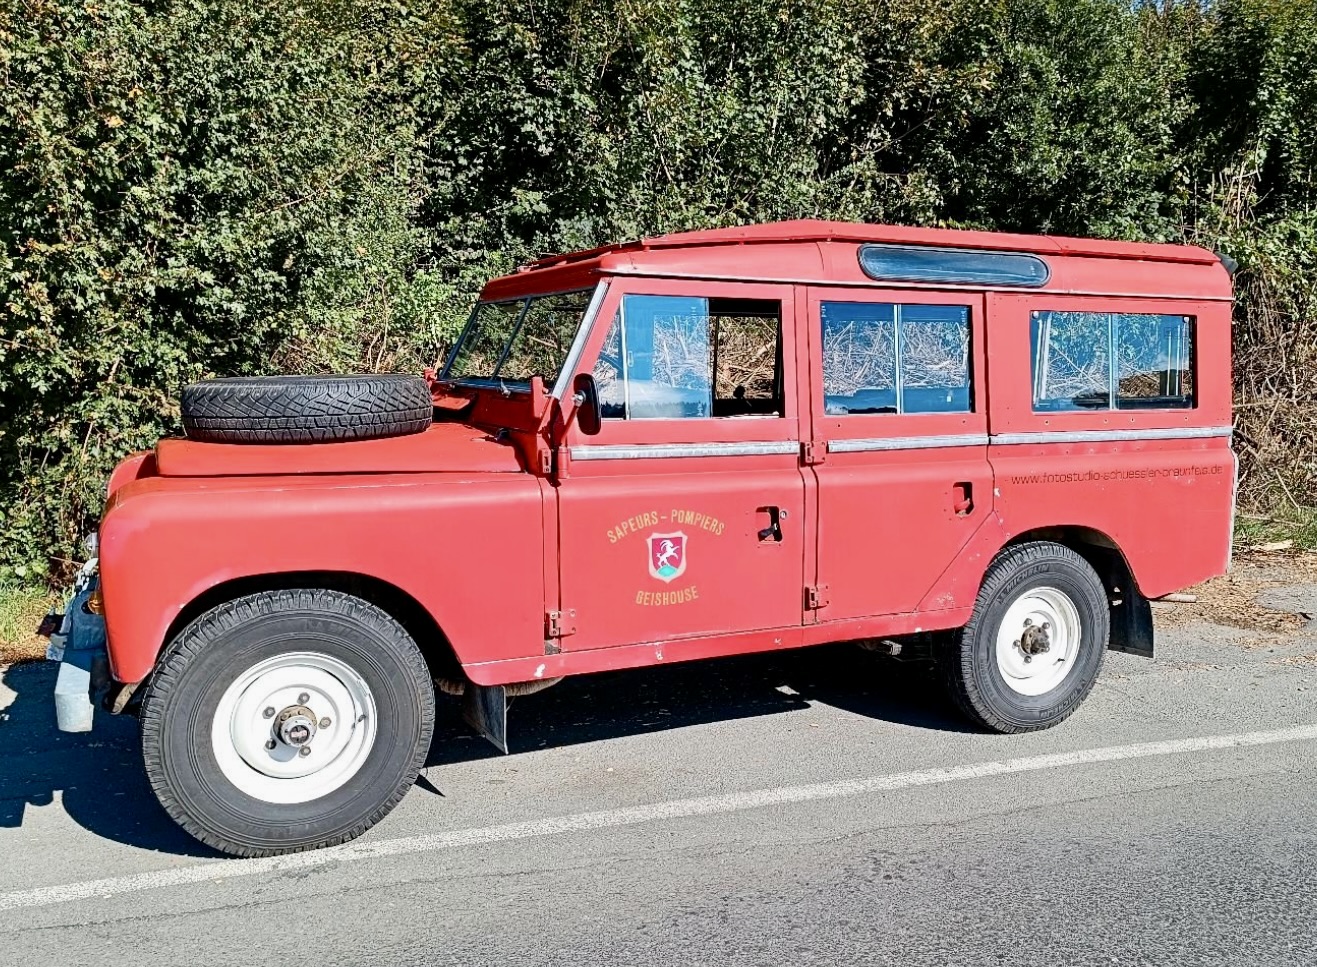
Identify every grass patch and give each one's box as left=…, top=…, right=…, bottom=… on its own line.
left=0, top=586, right=58, bottom=665
left=1236, top=508, right=1317, bottom=552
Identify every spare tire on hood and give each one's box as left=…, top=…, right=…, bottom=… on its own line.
left=181, top=374, right=434, bottom=445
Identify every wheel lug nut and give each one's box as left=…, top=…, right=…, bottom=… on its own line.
left=297, top=693, right=310, bottom=704
left=299, top=746, right=311, bottom=757
left=319, top=717, right=331, bottom=728
left=1023, top=655, right=1032, bottom=664
left=263, top=707, right=275, bottom=718
left=265, top=739, right=276, bottom=750
left=1023, top=618, right=1033, bottom=627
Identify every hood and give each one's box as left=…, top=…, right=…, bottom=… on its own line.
left=153, top=422, right=525, bottom=477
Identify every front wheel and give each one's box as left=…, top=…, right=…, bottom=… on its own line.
left=943, top=541, right=1110, bottom=733
left=140, top=589, right=435, bottom=857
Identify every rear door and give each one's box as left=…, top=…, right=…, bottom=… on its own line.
left=555, top=278, right=808, bottom=651
left=805, top=286, right=993, bottom=622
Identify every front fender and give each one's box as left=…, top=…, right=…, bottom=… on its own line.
left=99, top=472, right=547, bottom=683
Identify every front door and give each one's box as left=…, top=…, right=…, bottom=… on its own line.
left=555, top=278, right=807, bottom=651
left=805, top=286, right=993, bottom=621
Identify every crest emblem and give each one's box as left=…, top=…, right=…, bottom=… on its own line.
left=647, top=532, right=687, bottom=583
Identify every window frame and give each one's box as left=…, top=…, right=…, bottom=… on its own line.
left=819, top=300, right=974, bottom=417
left=1029, top=309, right=1197, bottom=414
left=807, top=286, right=988, bottom=449
left=984, top=292, right=1226, bottom=437
left=562, top=277, right=803, bottom=450
left=594, top=293, right=787, bottom=422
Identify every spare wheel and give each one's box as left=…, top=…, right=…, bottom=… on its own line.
left=181, top=374, right=433, bottom=444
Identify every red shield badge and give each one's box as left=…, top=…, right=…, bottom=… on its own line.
left=647, top=532, right=687, bottom=583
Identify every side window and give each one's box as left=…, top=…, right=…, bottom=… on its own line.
left=821, top=301, right=971, bottom=415
left=593, top=294, right=783, bottom=419
left=1031, top=311, right=1194, bottom=411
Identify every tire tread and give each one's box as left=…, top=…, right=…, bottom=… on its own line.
left=181, top=375, right=433, bottom=445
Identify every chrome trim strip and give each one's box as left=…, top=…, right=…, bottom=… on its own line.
left=828, top=433, right=988, bottom=453
left=1227, top=447, right=1240, bottom=571
left=990, top=427, right=1232, bottom=446
left=570, top=440, right=798, bottom=461
left=551, top=281, right=610, bottom=400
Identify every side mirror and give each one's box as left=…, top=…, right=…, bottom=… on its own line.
left=571, top=373, right=602, bottom=436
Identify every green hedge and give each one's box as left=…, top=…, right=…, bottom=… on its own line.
left=1, top=0, right=1314, bottom=583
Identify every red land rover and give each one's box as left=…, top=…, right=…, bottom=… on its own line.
left=49, top=220, right=1237, bottom=856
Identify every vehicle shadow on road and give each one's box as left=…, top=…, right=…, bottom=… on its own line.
left=426, top=643, right=975, bottom=767
left=0, top=646, right=969, bottom=857
left=0, top=660, right=218, bottom=858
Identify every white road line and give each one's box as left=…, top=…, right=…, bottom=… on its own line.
left=3, top=723, right=1315, bottom=913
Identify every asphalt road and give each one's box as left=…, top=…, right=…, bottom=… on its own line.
left=2, top=612, right=1315, bottom=967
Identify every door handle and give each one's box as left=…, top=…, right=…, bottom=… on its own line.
left=757, top=506, right=785, bottom=542
left=953, top=482, right=974, bottom=516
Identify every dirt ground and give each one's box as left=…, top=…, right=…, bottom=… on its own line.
left=1155, top=549, right=1317, bottom=636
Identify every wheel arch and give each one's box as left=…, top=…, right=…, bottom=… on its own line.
left=1002, top=525, right=1133, bottom=586
left=160, top=571, right=463, bottom=685
left=998, top=526, right=1153, bottom=658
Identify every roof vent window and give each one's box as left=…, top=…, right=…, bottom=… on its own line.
left=858, top=244, right=1050, bottom=288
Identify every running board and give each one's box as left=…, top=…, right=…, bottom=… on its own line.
left=461, top=683, right=508, bottom=754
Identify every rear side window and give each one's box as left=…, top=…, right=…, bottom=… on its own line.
left=593, top=294, right=783, bottom=419
left=1031, top=311, right=1195, bottom=411
left=821, top=301, right=971, bottom=415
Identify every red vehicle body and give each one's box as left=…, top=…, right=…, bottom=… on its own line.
left=84, top=220, right=1235, bottom=855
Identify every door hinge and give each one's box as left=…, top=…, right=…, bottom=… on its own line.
left=806, top=584, right=830, bottom=610
left=539, top=447, right=555, bottom=476
left=801, top=441, right=825, bottom=465
left=546, top=609, right=577, bottom=639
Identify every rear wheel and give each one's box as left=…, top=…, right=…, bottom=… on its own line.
left=943, top=541, right=1109, bottom=733
left=141, top=589, right=435, bottom=857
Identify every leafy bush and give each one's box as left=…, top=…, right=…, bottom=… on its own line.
left=0, top=0, right=1313, bottom=584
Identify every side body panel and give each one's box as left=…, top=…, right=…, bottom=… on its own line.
left=917, top=291, right=1235, bottom=611
left=99, top=472, right=548, bottom=683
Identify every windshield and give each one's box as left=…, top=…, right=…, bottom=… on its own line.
left=442, top=289, right=594, bottom=387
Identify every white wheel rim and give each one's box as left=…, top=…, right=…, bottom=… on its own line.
left=211, top=652, right=377, bottom=805
left=994, top=586, right=1082, bottom=697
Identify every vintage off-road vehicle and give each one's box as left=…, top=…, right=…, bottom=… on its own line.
left=47, top=220, right=1237, bottom=856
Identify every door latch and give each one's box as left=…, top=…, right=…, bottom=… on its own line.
left=953, top=482, right=974, bottom=516
left=757, top=506, right=786, bottom=542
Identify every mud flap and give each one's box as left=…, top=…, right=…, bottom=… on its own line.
left=461, top=683, right=508, bottom=754
left=1109, top=583, right=1154, bottom=658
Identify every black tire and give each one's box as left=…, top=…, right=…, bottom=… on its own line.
left=140, top=589, right=435, bottom=857
left=942, top=541, right=1109, bottom=734
left=181, top=374, right=433, bottom=444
